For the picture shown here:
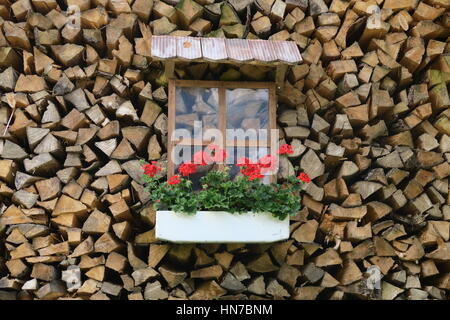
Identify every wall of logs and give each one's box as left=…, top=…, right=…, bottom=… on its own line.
left=0, top=0, right=449, bottom=300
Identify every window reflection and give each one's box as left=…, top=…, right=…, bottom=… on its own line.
left=175, top=87, right=219, bottom=137
left=226, top=88, right=269, bottom=134
left=172, top=85, right=273, bottom=187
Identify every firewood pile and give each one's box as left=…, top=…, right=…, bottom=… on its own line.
left=0, top=0, right=449, bottom=300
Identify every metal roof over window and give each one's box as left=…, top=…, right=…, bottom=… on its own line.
left=151, top=36, right=303, bottom=65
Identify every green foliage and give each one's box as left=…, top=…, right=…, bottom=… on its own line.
left=143, top=168, right=305, bottom=220
left=148, top=177, right=198, bottom=215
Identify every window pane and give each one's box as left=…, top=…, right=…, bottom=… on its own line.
left=226, top=88, right=269, bottom=142
left=171, top=84, right=273, bottom=187
left=175, top=87, right=219, bottom=139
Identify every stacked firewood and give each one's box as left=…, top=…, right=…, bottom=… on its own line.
left=0, top=0, right=449, bottom=300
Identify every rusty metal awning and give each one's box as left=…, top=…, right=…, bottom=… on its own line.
left=151, top=36, right=303, bottom=65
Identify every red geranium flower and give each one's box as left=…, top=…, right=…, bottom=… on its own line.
left=236, top=157, right=251, bottom=167
left=207, top=143, right=227, bottom=162
left=297, top=172, right=311, bottom=183
left=258, top=154, right=278, bottom=174
left=240, top=163, right=264, bottom=181
left=248, top=173, right=264, bottom=181
left=278, top=144, right=293, bottom=155
left=168, top=175, right=181, bottom=185
left=258, top=155, right=278, bottom=174
left=241, top=164, right=257, bottom=176
left=178, top=162, right=197, bottom=177
left=193, top=151, right=212, bottom=165
left=237, top=157, right=265, bottom=181
left=212, top=148, right=227, bottom=162
left=142, top=161, right=161, bottom=177
left=258, top=156, right=272, bottom=168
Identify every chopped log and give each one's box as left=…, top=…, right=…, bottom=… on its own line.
left=51, top=44, right=84, bottom=66
left=292, top=220, right=318, bottom=242
left=144, top=281, right=169, bottom=300
left=0, top=159, right=17, bottom=184
left=247, top=253, right=278, bottom=273
left=94, top=232, right=123, bottom=254
left=0, top=0, right=448, bottom=302
left=35, top=280, right=66, bottom=300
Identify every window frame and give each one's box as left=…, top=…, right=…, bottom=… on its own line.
left=167, top=79, right=277, bottom=181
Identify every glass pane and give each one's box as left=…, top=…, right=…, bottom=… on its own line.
left=226, top=146, right=272, bottom=184
left=172, top=85, right=272, bottom=188
left=226, top=88, right=269, bottom=142
left=175, top=87, right=219, bottom=139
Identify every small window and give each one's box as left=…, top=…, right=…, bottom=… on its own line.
left=168, top=80, right=277, bottom=186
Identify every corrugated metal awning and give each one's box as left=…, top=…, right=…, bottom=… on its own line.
left=151, top=36, right=302, bottom=65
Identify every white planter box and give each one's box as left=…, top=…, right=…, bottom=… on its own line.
left=156, top=210, right=289, bottom=243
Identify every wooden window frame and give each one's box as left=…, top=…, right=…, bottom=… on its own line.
left=168, top=79, right=277, bottom=180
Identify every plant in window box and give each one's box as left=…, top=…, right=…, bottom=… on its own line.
left=142, top=144, right=310, bottom=243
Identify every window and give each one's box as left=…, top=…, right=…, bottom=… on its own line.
left=168, top=80, right=277, bottom=186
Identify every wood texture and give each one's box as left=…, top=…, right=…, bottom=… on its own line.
left=0, top=0, right=448, bottom=301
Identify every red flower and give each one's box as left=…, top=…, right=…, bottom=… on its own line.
left=193, top=151, right=212, bottom=165
left=258, top=155, right=278, bottom=174
left=178, top=162, right=197, bottom=177
left=168, top=175, right=181, bottom=185
left=143, top=161, right=161, bottom=177
left=207, top=143, right=227, bottom=162
left=236, top=157, right=251, bottom=167
left=240, top=163, right=264, bottom=181
left=248, top=173, right=264, bottom=181
left=278, top=144, right=293, bottom=155
left=297, top=172, right=311, bottom=183
left=212, top=148, right=227, bottom=162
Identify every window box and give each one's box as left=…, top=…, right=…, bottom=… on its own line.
left=156, top=210, right=289, bottom=243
